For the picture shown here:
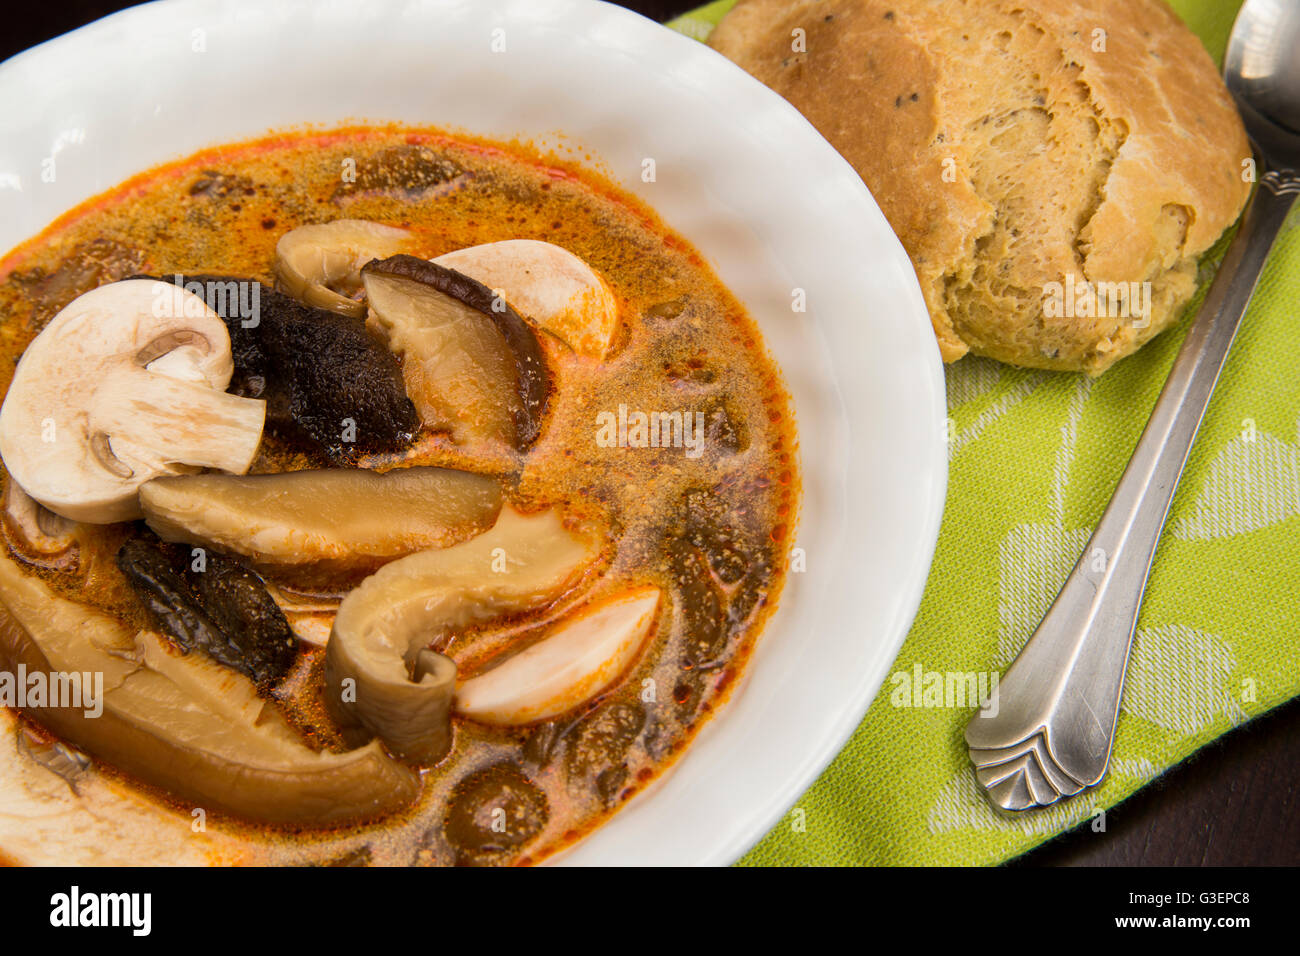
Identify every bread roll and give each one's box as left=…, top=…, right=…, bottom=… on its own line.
left=710, top=0, right=1252, bottom=373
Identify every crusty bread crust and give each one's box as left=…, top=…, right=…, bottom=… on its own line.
left=710, top=0, right=1252, bottom=373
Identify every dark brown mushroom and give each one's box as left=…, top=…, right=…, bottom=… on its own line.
left=361, top=255, right=551, bottom=453
left=116, top=536, right=296, bottom=690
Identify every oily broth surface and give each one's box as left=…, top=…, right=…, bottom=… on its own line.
left=0, top=129, right=800, bottom=865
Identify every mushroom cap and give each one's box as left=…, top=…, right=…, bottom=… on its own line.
left=433, top=239, right=618, bottom=357
left=361, top=255, right=551, bottom=453
left=275, top=219, right=410, bottom=318
left=0, top=279, right=265, bottom=523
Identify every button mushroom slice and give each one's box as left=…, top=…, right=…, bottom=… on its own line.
left=325, top=506, right=599, bottom=764
left=361, top=255, right=551, bottom=453
left=455, top=585, right=661, bottom=726
left=2, top=480, right=76, bottom=557
left=139, top=466, right=502, bottom=575
left=432, top=240, right=618, bottom=357
left=274, top=220, right=411, bottom=318
left=0, top=550, right=418, bottom=826
left=0, top=279, right=266, bottom=524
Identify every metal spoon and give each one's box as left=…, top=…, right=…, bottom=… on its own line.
left=964, top=0, right=1300, bottom=812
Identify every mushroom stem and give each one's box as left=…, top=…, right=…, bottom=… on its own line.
left=91, top=368, right=266, bottom=481
left=325, top=644, right=458, bottom=764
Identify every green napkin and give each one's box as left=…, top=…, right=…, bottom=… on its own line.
left=669, top=0, right=1300, bottom=866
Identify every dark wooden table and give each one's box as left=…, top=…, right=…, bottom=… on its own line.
left=2, top=0, right=1295, bottom=868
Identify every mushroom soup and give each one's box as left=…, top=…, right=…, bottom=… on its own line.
left=0, top=128, right=799, bottom=865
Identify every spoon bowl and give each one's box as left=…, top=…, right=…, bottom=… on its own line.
left=1226, top=0, right=1300, bottom=166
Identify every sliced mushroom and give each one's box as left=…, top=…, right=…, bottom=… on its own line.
left=456, top=586, right=660, bottom=725
left=433, top=240, right=618, bottom=357
left=362, top=255, right=551, bottom=452
left=325, top=506, right=599, bottom=764
left=193, top=277, right=419, bottom=463
left=116, top=536, right=297, bottom=689
left=139, top=466, right=501, bottom=575
left=0, top=550, right=418, bottom=825
left=2, top=480, right=76, bottom=557
left=0, top=279, right=265, bottom=524
left=275, top=220, right=410, bottom=318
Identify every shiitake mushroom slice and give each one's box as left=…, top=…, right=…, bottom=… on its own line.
left=274, top=220, right=410, bottom=319
left=116, top=535, right=296, bottom=689
left=231, top=281, right=419, bottom=462
left=0, top=549, right=417, bottom=826
left=185, top=551, right=299, bottom=678
left=361, top=255, right=551, bottom=453
left=323, top=506, right=598, bottom=765
left=151, top=275, right=419, bottom=464
left=139, top=466, right=502, bottom=579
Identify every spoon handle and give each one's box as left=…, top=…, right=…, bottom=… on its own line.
left=964, top=169, right=1298, bottom=811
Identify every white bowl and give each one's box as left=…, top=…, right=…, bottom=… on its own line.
left=0, top=0, right=946, bottom=866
